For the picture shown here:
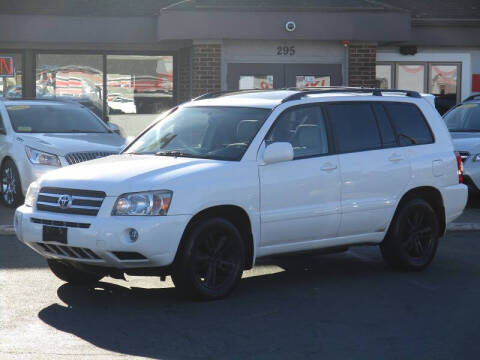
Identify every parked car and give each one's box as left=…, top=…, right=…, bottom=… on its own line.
left=443, top=93, right=480, bottom=194
left=0, top=100, right=125, bottom=207
left=15, top=89, right=467, bottom=300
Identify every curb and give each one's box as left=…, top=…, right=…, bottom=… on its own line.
left=0, top=225, right=14, bottom=236
left=447, top=223, right=480, bottom=232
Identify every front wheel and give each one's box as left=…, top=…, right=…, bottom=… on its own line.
left=1, top=159, right=23, bottom=208
left=47, top=259, right=104, bottom=285
left=381, top=199, right=440, bottom=271
left=172, top=218, right=245, bottom=300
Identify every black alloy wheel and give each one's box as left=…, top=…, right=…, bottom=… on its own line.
left=172, top=218, right=245, bottom=300
left=381, top=199, right=440, bottom=271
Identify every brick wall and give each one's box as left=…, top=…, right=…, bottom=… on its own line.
left=348, top=43, right=377, bottom=88
left=192, top=43, right=221, bottom=98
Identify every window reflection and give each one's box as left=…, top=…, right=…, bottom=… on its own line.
left=36, top=54, right=104, bottom=118
left=1, top=53, right=23, bottom=98
left=396, top=64, right=425, bottom=93
left=375, top=65, right=392, bottom=89
left=239, top=75, right=273, bottom=90
left=296, top=75, right=331, bottom=88
left=107, top=55, right=174, bottom=137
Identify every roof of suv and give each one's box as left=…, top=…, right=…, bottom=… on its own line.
left=187, top=88, right=425, bottom=109
left=0, top=99, right=86, bottom=107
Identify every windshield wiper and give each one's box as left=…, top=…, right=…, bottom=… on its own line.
left=155, top=151, right=202, bottom=158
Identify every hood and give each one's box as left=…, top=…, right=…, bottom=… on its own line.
left=39, top=154, right=227, bottom=196
left=18, top=133, right=125, bottom=156
left=450, top=132, right=480, bottom=154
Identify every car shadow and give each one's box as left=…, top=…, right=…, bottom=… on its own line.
left=37, top=250, right=407, bottom=359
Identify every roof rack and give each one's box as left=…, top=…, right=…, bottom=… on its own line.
left=192, top=89, right=275, bottom=101
left=281, top=87, right=422, bottom=103
left=464, top=93, right=480, bottom=102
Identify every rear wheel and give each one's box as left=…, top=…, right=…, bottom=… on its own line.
left=172, top=218, right=245, bottom=300
left=1, top=159, right=23, bottom=208
left=47, top=259, right=104, bottom=285
left=381, top=199, right=440, bottom=271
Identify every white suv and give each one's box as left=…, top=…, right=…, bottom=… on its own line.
left=15, top=89, right=467, bottom=300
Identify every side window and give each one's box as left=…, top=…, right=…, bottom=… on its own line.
left=266, top=105, right=329, bottom=159
left=326, top=103, right=381, bottom=153
left=372, top=104, right=397, bottom=148
left=384, top=103, right=434, bottom=146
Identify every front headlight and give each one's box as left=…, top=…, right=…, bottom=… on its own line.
left=473, top=154, right=480, bottom=162
left=25, top=146, right=61, bottom=167
left=112, top=191, right=172, bottom=216
left=25, top=181, right=40, bottom=207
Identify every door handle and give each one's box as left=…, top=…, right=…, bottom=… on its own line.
left=388, top=153, right=403, bottom=162
left=321, top=162, right=337, bottom=171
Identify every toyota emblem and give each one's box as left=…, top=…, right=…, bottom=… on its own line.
left=58, top=194, right=72, bottom=209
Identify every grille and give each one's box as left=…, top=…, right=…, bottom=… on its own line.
left=458, top=151, right=470, bottom=162
left=36, top=187, right=106, bottom=216
left=34, top=242, right=102, bottom=260
left=31, top=217, right=91, bottom=229
left=65, top=151, right=116, bottom=165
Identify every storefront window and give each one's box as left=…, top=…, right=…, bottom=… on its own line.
left=106, top=55, right=174, bottom=137
left=36, top=54, right=104, bottom=118
left=239, top=75, right=273, bottom=90
left=296, top=75, right=330, bottom=88
left=0, top=53, right=22, bottom=98
left=375, top=64, right=392, bottom=89
left=429, top=64, right=459, bottom=115
left=396, top=64, right=425, bottom=93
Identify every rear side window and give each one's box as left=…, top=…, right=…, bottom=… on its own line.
left=372, top=104, right=397, bottom=148
left=327, top=103, right=381, bottom=153
left=384, top=103, right=434, bottom=146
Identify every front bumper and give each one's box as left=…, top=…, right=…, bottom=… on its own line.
left=14, top=204, right=190, bottom=269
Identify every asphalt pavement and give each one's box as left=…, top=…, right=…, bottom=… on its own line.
left=1, top=231, right=480, bottom=359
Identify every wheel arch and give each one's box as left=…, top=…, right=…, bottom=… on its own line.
left=175, top=205, right=255, bottom=269
left=390, top=186, right=446, bottom=236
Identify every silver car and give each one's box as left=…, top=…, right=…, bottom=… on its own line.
left=443, top=94, right=480, bottom=194
left=0, top=100, right=125, bottom=207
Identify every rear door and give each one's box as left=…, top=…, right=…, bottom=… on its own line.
left=326, top=102, right=411, bottom=237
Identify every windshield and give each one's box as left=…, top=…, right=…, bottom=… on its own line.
left=125, top=106, right=271, bottom=161
left=7, top=104, right=109, bottom=133
left=444, top=103, right=480, bottom=132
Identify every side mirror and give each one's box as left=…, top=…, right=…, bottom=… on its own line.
left=263, top=142, right=294, bottom=165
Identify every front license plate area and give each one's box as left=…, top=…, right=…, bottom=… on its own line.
left=43, top=226, right=68, bottom=244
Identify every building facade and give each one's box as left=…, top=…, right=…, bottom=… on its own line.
left=1, top=0, right=479, bottom=136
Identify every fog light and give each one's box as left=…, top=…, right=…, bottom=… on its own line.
left=128, top=228, right=139, bottom=242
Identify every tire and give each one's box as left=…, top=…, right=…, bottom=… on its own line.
left=172, top=218, right=245, bottom=300
left=47, top=259, right=104, bottom=285
left=381, top=198, right=440, bottom=271
left=1, top=159, right=23, bottom=208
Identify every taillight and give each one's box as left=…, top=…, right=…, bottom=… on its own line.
left=455, top=151, right=463, bottom=183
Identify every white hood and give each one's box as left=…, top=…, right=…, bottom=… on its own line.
left=39, top=154, right=227, bottom=196
left=18, top=133, right=125, bottom=156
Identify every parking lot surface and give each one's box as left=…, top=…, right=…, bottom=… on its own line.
left=1, top=230, right=480, bottom=359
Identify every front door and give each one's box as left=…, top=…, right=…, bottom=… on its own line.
left=258, top=104, right=341, bottom=255
left=227, top=63, right=343, bottom=90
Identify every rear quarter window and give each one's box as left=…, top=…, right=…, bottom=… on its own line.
left=384, top=103, right=434, bottom=146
